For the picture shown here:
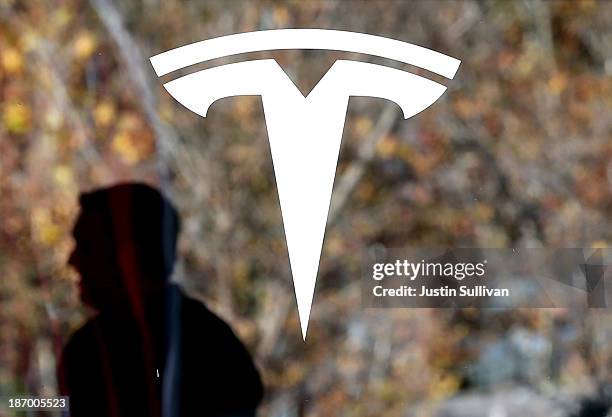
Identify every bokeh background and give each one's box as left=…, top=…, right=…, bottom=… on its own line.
left=1, top=0, right=611, bottom=416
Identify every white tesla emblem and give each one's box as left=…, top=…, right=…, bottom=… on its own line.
left=151, top=29, right=460, bottom=339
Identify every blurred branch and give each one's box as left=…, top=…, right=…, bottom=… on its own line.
left=328, top=103, right=398, bottom=224
left=256, top=280, right=292, bottom=358
left=36, top=42, right=111, bottom=179
left=529, top=0, right=557, bottom=71
left=446, top=2, right=482, bottom=43
left=89, top=0, right=198, bottom=186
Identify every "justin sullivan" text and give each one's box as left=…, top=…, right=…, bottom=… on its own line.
left=372, top=285, right=509, bottom=297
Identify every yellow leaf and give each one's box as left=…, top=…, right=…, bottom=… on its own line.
left=20, top=31, right=39, bottom=53
left=111, top=131, right=140, bottom=164
left=3, top=102, right=31, bottom=134
left=273, top=6, right=290, bottom=26
left=39, top=223, right=61, bottom=246
left=324, top=234, right=344, bottom=256
left=50, top=7, right=73, bottom=30
left=453, top=97, right=476, bottom=118
left=2, top=47, right=23, bottom=74
left=233, top=259, right=249, bottom=281
left=54, top=165, right=75, bottom=189
left=548, top=72, right=568, bottom=95
left=232, top=97, right=255, bottom=120
left=74, top=31, right=97, bottom=60
left=354, top=117, right=373, bottom=136
left=31, top=208, right=61, bottom=246
left=430, top=373, right=460, bottom=400
left=93, top=99, right=116, bottom=128
left=376, top=136, right=398, bottom=158
left=356, top=181, right=375, bottom=201
left=475, top=203, right=494, bottom=222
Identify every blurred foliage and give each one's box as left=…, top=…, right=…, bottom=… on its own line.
left=0, top=1, right=611, bottom=416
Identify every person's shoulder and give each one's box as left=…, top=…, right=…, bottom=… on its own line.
left=180, top=292, right=230, bottom=327
left=177, top=289, right=248, bottom=342
left=173, top=287, right=264, bottom=408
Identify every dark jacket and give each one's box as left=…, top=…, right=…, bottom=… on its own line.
left=58, top=285, right=263, bottom=417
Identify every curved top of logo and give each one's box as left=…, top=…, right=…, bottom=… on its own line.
left=150, top=29, right=460, bottom=79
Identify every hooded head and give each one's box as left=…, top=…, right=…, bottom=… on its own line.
left=68, top=183, right=180, bottom=311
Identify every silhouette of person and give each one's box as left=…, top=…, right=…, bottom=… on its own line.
left=58, top=183, right=263, bottom=417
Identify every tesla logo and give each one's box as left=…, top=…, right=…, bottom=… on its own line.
left=151, top=29, right=460, bottom=339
